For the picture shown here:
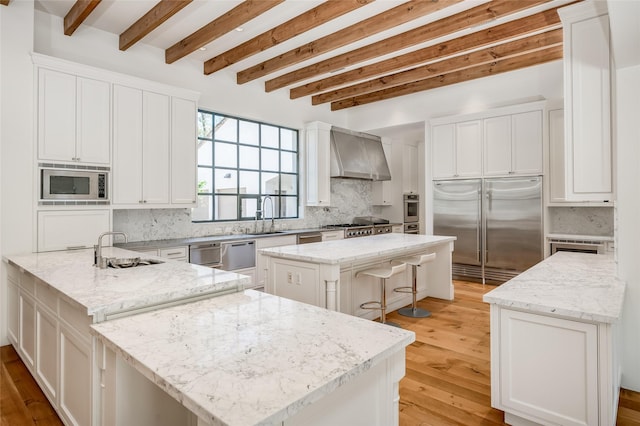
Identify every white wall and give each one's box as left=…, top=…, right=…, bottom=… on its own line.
left=615, top=63, right=640, bottom=392
left=0, top=0, right=35, bottom=346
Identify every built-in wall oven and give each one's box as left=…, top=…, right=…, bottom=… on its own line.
left=404, top=194, right=419, bottom=223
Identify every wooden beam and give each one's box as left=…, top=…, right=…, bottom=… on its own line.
left=165, top=0, right=284, bottom=64
left=204, top=0, right=373, bottom=75
left=291, top=5, right=565, bottom=99
left=64, top=0, right=102, bottom=36
left=0, top=0, right=11, bottom=6
left=266, top=0, right=551, bottom=92
left=313, top=29, right=563, bottom=105
left=330, top=45, right=563, bottom=111
left=236, top=0, right=462, bottom=85
left=120, top=0, right=193, bottom=51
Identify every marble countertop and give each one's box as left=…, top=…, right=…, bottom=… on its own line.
left=91, top=289, right=415, bottom=426
left=4, top=247, right=250, bottom=319
left=259, top=233, right=456, bottom=265
left=483, top=252, right=625, bottom=323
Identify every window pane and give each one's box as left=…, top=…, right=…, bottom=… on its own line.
left=214, top=195, right=237, bottom=220
left=197, top=140, right=212, bottom=166
left=261, top=124, right=279, bottom=148
left=261, top=148, right=278, bottom=171
left=239, top=121, right=259, bottom=146
left=197, top=168, right=212, bottom=193
left=280, top=174, right=297, bottom=195
left=239, top=170, right=259, bottom=194
left=281, top=196, right=298, bottom=218
left=261, top=172, right=279, bottom=194
left=214, top=169, right=237, bottom=193
left=281, top=151, right=296, bottom=173
left=192, top=195, right=213, bottom=221
left=281, top=128, right=297, bottom=151
left=215, top=142, right=237, bottom=168
left=241, top=197, right=259, bottom=219
left=239, top=145, right=259, bottom=170
left=215, top=116, right=237, bottom=142
left=198, top=113, right=213, bottom=139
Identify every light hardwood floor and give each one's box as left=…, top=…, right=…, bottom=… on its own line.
left=1, top=280, right=639, bottom=425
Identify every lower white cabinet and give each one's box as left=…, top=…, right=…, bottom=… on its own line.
left=7, top=268, right=19, bottom=345
left=36, top=304, right=58, bottom=403
left=321, top=230, right=344, bottom=241
left=19, top=290, right=36, bottom=371
left=256, top=235, right=297, bottom=289
left=231, top=267, right=256, bottom=289
left=37, top=209, right=111, bottom=252
left=59, top=322, right=91, bottom=426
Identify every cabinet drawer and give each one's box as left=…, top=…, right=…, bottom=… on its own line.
left=36, top=279, right=58, bottom=314
left=159, top=246, right=188, bottom=260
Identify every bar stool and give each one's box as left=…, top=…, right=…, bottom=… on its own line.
left=393, top=253, right=437, bottom=318
left=356, top=262, right=407, bottom=327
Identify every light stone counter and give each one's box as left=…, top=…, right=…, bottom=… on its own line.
left=5, top=246, right=249, bottom=320
left=91, top=289, right=415, bottom=426
left=483, top=251, right=625, bottom=324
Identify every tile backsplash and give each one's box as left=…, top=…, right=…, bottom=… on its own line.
left=113, top=178, right=383, bottom=242
left=548, top=206, right=614, bottom=236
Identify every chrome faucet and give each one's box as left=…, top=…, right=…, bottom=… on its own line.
left=94, top=231, right=128, bottom=269
left=262, top=195, right=274, bottom=233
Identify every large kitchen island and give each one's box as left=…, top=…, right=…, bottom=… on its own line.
left=259, top=233, right=456, bottom=319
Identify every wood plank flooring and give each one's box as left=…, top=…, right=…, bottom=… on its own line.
left=1, top=280, right=639, bottom=425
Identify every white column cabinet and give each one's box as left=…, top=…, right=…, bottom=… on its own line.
left=548, top=108, right=566, bottom=202
left=36, top=304, right=58, bottom=403
left=402, top=143, right=419, bottom=194
left=142, top=91, right=171, bottom=204
left=37, top=209, right=111, bottom=252
left=305, top=121, right=332, bottom=206
left=558, top=1, right=613, bottom=202
left=38, top=68, right=110, bottom=165
left=373, top=142, right=394, bottom=205
left=432, top=121, right=482, bottom=179
left=171, top=97, right=197, bottom=205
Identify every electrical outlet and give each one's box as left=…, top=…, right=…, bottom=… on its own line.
left=296, top=273, right=302, bottom=285
left=287, top=272, right=293, bottom=284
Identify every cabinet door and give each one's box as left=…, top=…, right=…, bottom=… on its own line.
left=372, top=142, right=393, bottom=205
left=20, top=292, right=36, bottom=370
left=38, top=68, right=76, bottom=162
left=171, top=97, right=197, bottom=205
left=512, top=110, right=542, bottom=175
left=256, top=235, right=297, bottom=288
left=455, top=120, right=482, bottom=177
left=36, top=305, right=58, bottom=402
left=305, top=122, right=331, bottom=206
left=142, top=91, right=170, bottom=204
left=7, top=280, right=19, bottom=344
left=548, top=109, right=566, bottom=202
left=37, top=210, right=110, bottom=252
left=59, top=325, right=91, bottom=426
left=113, top=85, right=143, bottom=204
left=76, top=77, right=110, bottom=164
left=402, top=143, right=418, bottom=194
left=431, top=124, right=455, bottom=179
left=483, top=115, right=511, bottom=176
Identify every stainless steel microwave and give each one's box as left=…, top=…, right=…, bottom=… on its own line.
left=41, top=168, right=108, bottom=200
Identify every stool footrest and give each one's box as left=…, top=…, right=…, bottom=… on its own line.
left=393, top=286, right=412, bottom=294
left=360, top=301, right=382, bottom=310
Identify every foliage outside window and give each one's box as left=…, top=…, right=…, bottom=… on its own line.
left=192, top=110, right=299, bottom=222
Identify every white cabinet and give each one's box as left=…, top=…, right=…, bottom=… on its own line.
left=159, top=246, right=188, bottom=262
left=559, top=1, right=613, bottom=202
left=402, top=143, right=419, bottom=194
left=321, top=230, right=344, bottom=241
left=113, top=85, right=170, bottom=205
left=373, top=141, right=394, bottom=205
left=432, top=120, right=482, bottom=179
left=7, top=278, right=19, bottom=345
left=392, top=224, right=404, bottom=233
left=170, top=97, right=197, bottom=205
left=483, top=111, right=542, bottom=176
left=305, top=121, right=332, bottom=206
left=38, top=68, right=110, bottom=165
left=59, top=322, right=91, bottom=426
left=36, top=303, right=58, bottom=402
left=256, top=235, right=297, bottom=289
left=37, top=209, right=110, bottom=252
left=548, top=108, right=566, bottom=203
left=19, top=291, right=36, bottom=371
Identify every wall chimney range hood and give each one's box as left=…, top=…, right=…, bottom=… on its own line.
left=329, top=126, right=391, bottom=181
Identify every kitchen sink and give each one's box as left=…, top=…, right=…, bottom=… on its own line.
left=106, top=257, right=164, bottom=268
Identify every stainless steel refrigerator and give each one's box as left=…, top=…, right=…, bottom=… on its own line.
left=433, top=176, right=542, bottom=283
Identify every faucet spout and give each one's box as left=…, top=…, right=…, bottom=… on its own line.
left=262, top=196, right=275, bottom=233
left=95, top=231, right=128, bottom=269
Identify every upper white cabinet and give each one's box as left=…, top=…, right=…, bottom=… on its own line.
left=402, top=143, right=419, bottom=194
left=38, top=68, right=110, bottom=165
left=372, top=141, right=394, bottom=205
left=558, top=1, right=613, bottom=202
left=305, top=121, right=332, bottom=206
left=548, top=108, right=566, bottom=203
left=37, top=209, right=110, bottom=252
left=432, top=120, right=482, bottom=179
left=483, top=111, right=542, bottom=176
left=170, top=97, right=197, bottom=205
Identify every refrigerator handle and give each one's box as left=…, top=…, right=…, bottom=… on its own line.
left=476, top=187, right=481, bottom=263
left=484, top=189, right=490, bottom=266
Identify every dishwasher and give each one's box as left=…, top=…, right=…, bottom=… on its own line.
left=221, top=240, right=256, bottom=270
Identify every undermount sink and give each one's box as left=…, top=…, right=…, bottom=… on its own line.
left=106, top=257, right=164, bottom=268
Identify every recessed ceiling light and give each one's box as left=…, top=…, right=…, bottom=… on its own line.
left=235, top=27, right=244, bottom=32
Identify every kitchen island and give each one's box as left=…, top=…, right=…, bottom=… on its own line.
left=483, top=252, right=625, bottom=426
left=91, top=290, right=415, bottom=426
left=259, top=233, right=456, bottom=319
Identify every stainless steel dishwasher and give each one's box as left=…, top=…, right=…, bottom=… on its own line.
left=221, top=240, right=256, bottom=270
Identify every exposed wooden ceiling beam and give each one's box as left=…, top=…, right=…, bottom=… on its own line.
left=120, top=0, right=193, bottom=51
left=267, top=0, right=551, bottom=92
left=165, top=0, right=284, bottom=64
left=64, top=0, right=102, bottom=36
left=313, top=29, right=562, bottom=105
left=331, top=45, right=563, bottom=111
left=291, top=5, right=565, bottom=99
left=236, top=0, right=462, bottom=85
left=204, top=0, right=373, bottom=75
left=0, top=0, right=10, bottom=6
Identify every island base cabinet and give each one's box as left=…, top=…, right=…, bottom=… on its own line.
left=491, top=306, right=619, bottom=426
left=60, top=324, right=91, bottom=426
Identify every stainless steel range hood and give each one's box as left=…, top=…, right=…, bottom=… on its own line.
left=329, top=126, right=391, bottom=181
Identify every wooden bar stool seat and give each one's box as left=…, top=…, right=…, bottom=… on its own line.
left=393, top=252, right=437, bottom=318
left=356, top=262, right=407, bottom=327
